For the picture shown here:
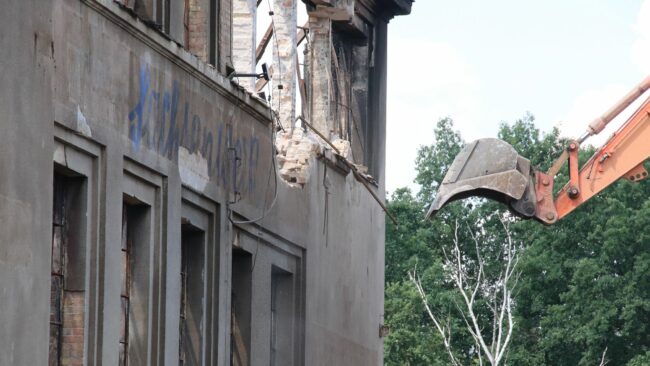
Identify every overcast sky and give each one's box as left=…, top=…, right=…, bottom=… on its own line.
left=385, top=0, right=650, bottom=194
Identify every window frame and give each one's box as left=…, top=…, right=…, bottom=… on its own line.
left=51, top=125, right=104, bottom=365
left=120, top=158, right=167, bottom=366
left=178, top=189, right=220, bottom=365
left=229, top=225, right=304, bottom=365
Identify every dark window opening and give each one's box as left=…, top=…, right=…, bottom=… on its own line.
left=49, top=170, right=87, bottom=366
left=231, top=248, right=252, bottom=366
left=157, top=0, right=171, bottom=34
left=209, top=0, right=218, bottom=65
left=331, top=23, right=376, bottom=176
left=137, top=0, right=170, bottom=33
left=49, top=173, right=66, bottom=366
left=115, top=0, right=220, bottom=67
left=179, top=223, right=206, bottom=366
left=119, top=205, right=130, bottom=366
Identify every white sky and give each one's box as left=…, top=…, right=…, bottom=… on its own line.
left=385, top=0, right=650, bottom=194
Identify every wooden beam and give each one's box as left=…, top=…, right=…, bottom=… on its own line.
left=257, top=21, right=308, bottom=64
left=297, top=21, right=309, bottom=46
left=296, top=53, right=307, bottom=113
left=255, top=23, right=274, bottom=63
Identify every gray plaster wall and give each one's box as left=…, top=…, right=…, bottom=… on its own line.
left=0, top=1, right=54, bottom=365
left=0, top=0, right=396, bottom=364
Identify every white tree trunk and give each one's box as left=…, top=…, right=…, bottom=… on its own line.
left=409, top=220, right=519, bottom=366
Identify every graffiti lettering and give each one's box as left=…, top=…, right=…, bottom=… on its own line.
left=127, top=63, right=261, bottom=194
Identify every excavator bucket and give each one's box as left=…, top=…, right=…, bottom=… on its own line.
left=426, top=138, right=538, bottom=219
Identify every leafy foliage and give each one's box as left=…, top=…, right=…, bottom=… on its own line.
left=414, top=117, right=464, bottom=204
left=384, top=116, right=650, bottom=365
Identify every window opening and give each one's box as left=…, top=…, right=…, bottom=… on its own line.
left=270, top=272, right=277, bottom=366
left=231, top=248, right=252, bottom=366
left=120, top=198, right=152, bottom=366
left=119, top=205, right=131, bottom=366
left=329, top=21, right=377, bottom=175
left=179, top=223, right=206, bottom=366
left=270, top=267, right=294, bottom=366
left=49, top=171, right=87, bottom=366
left=158, top=0, right=171, bottom=34
left=209, top=0, right=218, bottom=65
left=118, top=0, right=169, bottom=32
left=182, top=0, right=218, bottom=64
left=49, top=173, right=66, bottom=366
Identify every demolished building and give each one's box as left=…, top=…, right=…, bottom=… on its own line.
left=0, top=0, right=412, bottom=364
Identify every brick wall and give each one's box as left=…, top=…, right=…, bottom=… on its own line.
left=186, top=0, right=209, bottom=62
left=232, top=0, right=257, bottom=91
left=271, top=0, right=297, bottom=131
left=61, top=292, right=85, bottom=366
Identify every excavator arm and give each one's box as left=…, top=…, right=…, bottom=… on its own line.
left=539, top=96, right=650, bottom=223
left=428, top=75, right=650, bottom=224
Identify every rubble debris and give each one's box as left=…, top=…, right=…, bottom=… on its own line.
left=275, top=128, right=322, bottom=187
left=331, top=138, right=352, bottom=160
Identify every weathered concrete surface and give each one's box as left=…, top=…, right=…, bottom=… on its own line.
left=0, top=1, right=54, bottom=365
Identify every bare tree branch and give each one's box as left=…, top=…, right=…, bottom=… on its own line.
left=411, top=219, right=519, bottom=366
left=599, top=347, right=609, bottom=366
left=408, top=267, right=461, bottom=366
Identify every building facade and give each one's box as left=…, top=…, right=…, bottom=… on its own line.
left=0, top=0, right=411, bottom=365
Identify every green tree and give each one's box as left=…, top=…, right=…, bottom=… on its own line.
left=385, top=114, right=650, bottom=365
left=414, top=117, right=464, bottom=204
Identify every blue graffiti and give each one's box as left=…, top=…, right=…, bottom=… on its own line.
left=127, top=63, right=261, bottom=194
left=128, top=64, right=151, bottom=150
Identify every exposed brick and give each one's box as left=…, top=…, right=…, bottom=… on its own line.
left=271, top=0, right=297, bottom=131
left=275, top=129, right=322, bottom=187
left=186, top=0, right=209, bottom=62
left=61, top=292, right=85, bottom=366
left=308, top=15, right=332, bottom=137
left=231, top=0, right=256, bottom=91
